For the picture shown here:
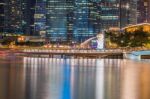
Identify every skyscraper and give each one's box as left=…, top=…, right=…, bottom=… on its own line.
left=34, top=0, right=46, bottom=36
left=4, top=0, right=23, bottom=34
left=137, top=0, right=150, bottom=23
left=1, top=0, right=139, bottom=42
left=0, top=0, right=4, bottom=33
left=73, top=0, right=96, bottom=42
left=96, top=0, right=120, bottom=30
left=34, top=0, right=100, bottom=42
left=149, top=0, right=150, bottom=23
left=129, top=0, right=138, bottom=24
left=46, top=0, right=69, bottom=41
left=120, top=0, right=130, bottom=28
left=2, top=0, right=35, bottom=35
left=32, top=0, right=137, bottom=42
left=29, top=0, right=36, bottom=35
left=66, top=0, right=74, bottom=42
left=92, top=0, right=138, bottom=29
left=22, top=0, right=36, bottom=35
left=120, top=0, right=138, bottom=27
left=0, top=0, right=139, bottom=42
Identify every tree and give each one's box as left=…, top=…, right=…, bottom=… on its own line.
left=105, top=27, right=150, bottom=48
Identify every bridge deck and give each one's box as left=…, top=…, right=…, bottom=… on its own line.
left=11, top=49, right=150, bottom=59
left=17, top=49, right=124, bottom=58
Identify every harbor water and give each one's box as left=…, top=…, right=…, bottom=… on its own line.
left=0, top=56, right=150, bottom=99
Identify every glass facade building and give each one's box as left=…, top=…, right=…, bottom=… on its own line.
left=147, top=0, right=150, bottom=23
left=120, top=0, right=138, bottom=27
left=120, top=0, right=130, bottom=28
left=1, top=0, right=35, bottom=35
left=128, top=0, right=137, bottom=25
left=0, top=0, right=4, bottom=33
left=97, top=0, right=120, bottom=29
left=34, top=0, right=46, bottom=36
left=0, top=0, right=50, bottom=36
left=46, top=0, right=70, bottom=41
left=22, top=0, right=36, bottom=35
left=35, top=0, right=97, bottom=42
left=4, top=0, right=23, bottom=34
left=0, top=0, right=138, bottom=42
left=73, top=0, right=95, bottom=42
left=29, top=0, right=36, bottom=35
left=34, top=0, right=138, bottom=42
left=137, top=0, right=150, bottom=23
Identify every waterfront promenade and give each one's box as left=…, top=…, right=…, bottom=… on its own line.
left=0, top=47, right=149, bottom=59
left=16, top=48, right=149, bottom=59
left=22, top=49, right=123, bottom=58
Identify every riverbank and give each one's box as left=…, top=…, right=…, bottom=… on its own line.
left=0, top=46, right=149, bottom=59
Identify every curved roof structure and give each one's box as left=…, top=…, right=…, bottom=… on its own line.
left=122, top=23, right=150, bottom=32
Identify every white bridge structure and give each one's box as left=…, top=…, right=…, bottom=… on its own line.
left=22, top=49, right=123, bottom=58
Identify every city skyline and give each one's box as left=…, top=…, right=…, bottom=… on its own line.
left=0, top=0, right=149, bottom=42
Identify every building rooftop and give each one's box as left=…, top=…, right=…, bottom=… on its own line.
left=122, top=23, right=150, bottom=32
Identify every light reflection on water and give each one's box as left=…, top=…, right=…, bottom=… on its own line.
left=0, top=57, right=150, bottom=99
left=141, top=59, right=150, bottom=63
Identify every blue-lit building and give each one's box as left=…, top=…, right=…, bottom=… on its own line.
left=34, top=0, right=93, bottom=42
left=46, top=0, right=70, bottom=42
left=34, top=0, right=47, bottom=36
left=33, top=0, right=137, bottom=43
left=73, top=0, right=96, bottom=42
left=95, top=0, right=120, bottom=30
left=0, top=0, right=138, bottom=41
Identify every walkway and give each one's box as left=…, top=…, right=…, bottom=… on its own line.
left=22, top=49, right=123, bottom=58
left=124, top=50, right=150, bottom=60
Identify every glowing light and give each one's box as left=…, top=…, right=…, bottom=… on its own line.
left=97, top=33, right=104, bottom=49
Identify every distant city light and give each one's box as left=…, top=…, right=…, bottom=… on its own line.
left=97, top=33, right=104, bottom=50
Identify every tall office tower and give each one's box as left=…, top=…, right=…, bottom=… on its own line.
left=128, top=0, right=138, bottom=25
left=34, top=0, right=138, bottom=42
left=66, top=0, right=74, bottom=42
left=97, top=0, right=120, bottom=30
left=4, top=0, right=23, bottom=34
left=90, top=0, right=122, bottom=32
left=137, top=0, right=150, bottom=23
left=73, top=0, right=96, bottom=42
left=46, top=0, right=66, bottom=41
left=46, top=0, right=74, bottom=42
left=0, top=0, right=4, bottom=33
left=120, top=0, right=130, bottom=28
left=148, top=0, right=150, bottom=23
left=89, top=1, right=101, bottom=34
left=28, top=0, right=36, bottom=35
left=120, top=0, right=138, bottom=28
left=34, top=0, right=46, bottom=36
left=3, top=0, right=35, bottom=35
left=22, top=0, right=36, bottom=35
left=34, top=0, right=98, bottom=42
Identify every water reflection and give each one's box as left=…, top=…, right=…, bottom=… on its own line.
left=0, top=57, right=149, bottom=99
left=121, top=60, right=150, bottom=99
